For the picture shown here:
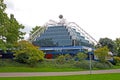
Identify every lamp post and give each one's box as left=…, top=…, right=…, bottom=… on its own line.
left=88, top=48, right=92, bottom=74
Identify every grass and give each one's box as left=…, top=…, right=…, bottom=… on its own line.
left=0, top=73, right=120, bottom=80
left=0, top=59, right=83, bottom=72
left=0, top=67, right=83, bottom=72
left=0, top=59, right=120, bottom=72
left=113, top=65, right=120, bottom=69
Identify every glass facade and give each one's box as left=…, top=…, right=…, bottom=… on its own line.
left=30, top=16, right=95, bottom=59
left=33, top=25, right=93, bottom=47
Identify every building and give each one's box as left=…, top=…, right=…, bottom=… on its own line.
left=29, top=15, right=97, bottom=59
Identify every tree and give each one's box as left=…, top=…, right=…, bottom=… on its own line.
left=30, top=26, right=40, bottom=35
left=94, top=46, right=109, bottom=62
left=6, top=14, right=25, bottom=43
left=0, top=0, right=25, bottom=50
left=99, top=38, right=115, bottom=53
left=115, top=38, right=120, bottom=57
left=0, top=0, right=7, bottom=50
left=0, top=0, right=6, bottom=11
left=14, top=40, right=44, bottom=67
left=30, top=26, right=45, bottom=35
left=29, top=26, right=45, bottom=42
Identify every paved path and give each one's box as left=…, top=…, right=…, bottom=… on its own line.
left=0, top=69, right=120, bottom=77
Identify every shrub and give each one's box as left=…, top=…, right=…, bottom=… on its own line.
left=74, top=60, right=90, bottom=69
left=94, top=46, right=109, bottom=62
left=14, top=40, right=44, bottom=67
left=56, top=55, right=66, bottom=64
left=94, top=61, right=113, bottom=69
left=75, top=52, right=87, bottom=61
left=113, top=56, right=120, bottom=65
left=0, top=60, right=5, bottom=67
left=64, top=54, right=74, bottom=63
left=14, top=53, right=29, bottom=63
left=65, top=54, right=72, bottom=60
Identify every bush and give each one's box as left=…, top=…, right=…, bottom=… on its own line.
left=113, top=56, right=120, bottom=65
left=74, top=60, right=90, bottom=69
left=94, top=61, right=113, bottom=69
left=75, top=52, right=87, bottom=61
left=65, top=54, right=72, bottom=61
left=14, top=40, right=44, bottom=67
left=0, top=60, right=5, bottom=67
left=56, top=55, right=66, bottom=64
left=64, top=54, right=74, bottom=63
left=14, top=53, right=29, bottom=63
left=94, top=46, right=109, bottom=62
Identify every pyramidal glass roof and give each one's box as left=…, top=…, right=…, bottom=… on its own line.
left=31, top=15, right=96, bottom=47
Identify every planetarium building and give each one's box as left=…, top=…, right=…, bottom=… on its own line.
left=29, top=15, right=97, bottom=58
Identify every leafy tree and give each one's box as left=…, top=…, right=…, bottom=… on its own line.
left=30, top=26, right=40, bottom=35
left=8, top=14, right=25, bottom=41
left=94, top=46, right=109, bottom=62
left=5, top=14, right=25, bottom=48
left=0, top=0, right=8, bottom=50
left=0, top=39, right=6, bottom=50
left=0, top=0, right=25, bottom=50
left=115, top=38, right=120, bottom=57
left=29, top=26, right=45, bottom=42
left=99, top=38, right=115, bottom=53
left=14, top=40, right=44, bottom=67
left=0, top=0, right=6, bottom=11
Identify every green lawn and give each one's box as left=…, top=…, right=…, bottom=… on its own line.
left=0, top=59, right=83, bottom=72
left=0, top=59, right=120, bottom=72
left=0, top=73, right=120, bottom=80
left=0, top=67, right=83, bottom=72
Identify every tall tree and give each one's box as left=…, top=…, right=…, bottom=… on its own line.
left=115, top=38, right=120, bottom=57
left=0, top=0, right=8, bottom=50
left=0, top=0, right=6, bottom=11
left=0, top=0, right=25, bottom=49
left=99, top=38, right=115, bottom=53
left=7, top=14, right=25, bottom=43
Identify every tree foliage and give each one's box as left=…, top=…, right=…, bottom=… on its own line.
left=0, top=0, right=6, bottom=11
left=56, top=55, right=66, bottom=64
left=14, top=40, right=44, bottom=66
left=99, top=38, right=115, bottom=53
left=0, top=0, right=25, bottom=50
left=76, top=52, right=87, bottom=61
left=113, top=56, right=120, bottom=65
left=115, top=38, right=120, bottom=57
left=30, top=26, right=41, bottom=35
left=94, top=46, right=109, bottom=62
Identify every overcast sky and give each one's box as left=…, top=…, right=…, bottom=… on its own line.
left=4, top=0, right=120, bottom=41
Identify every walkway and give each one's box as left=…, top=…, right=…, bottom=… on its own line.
left=0, top=69, right=120, bottom=77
